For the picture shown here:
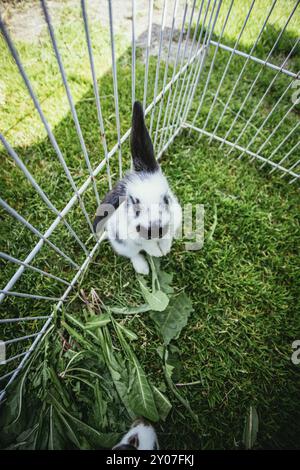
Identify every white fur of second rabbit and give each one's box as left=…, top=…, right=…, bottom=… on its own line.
left=107, top=171, right=182, bottom=275
left=113, top=420, right=159, bottom=450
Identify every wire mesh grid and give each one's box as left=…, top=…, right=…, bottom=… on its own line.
left=0, top=0, right=299, bottom=401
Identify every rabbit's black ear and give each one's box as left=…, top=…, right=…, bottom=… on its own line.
left=93, top=181, right=126, bottom=233
left=131, top=101, right=159, bottom=172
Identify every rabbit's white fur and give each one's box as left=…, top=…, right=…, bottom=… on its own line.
left=93, top=101, right=182, bottom=274
left=113, top=419, right=159, bottom=450
left=106, top=171, right=182, bottom=275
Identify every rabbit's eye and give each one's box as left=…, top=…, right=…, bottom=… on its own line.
left=130, top=195, right=140, bottom=205
left=136, top=224, right=141, bottom=233
left=164, top=195, right=169, bottom=205
left=129, top=195, right=140, bottom=217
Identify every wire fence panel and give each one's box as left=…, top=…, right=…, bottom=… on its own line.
left=0, top=0, right=299, bottom=400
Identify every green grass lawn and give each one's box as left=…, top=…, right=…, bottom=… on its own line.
left=0, top=0, right=300, bottom=450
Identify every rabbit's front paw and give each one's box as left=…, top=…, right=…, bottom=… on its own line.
left=131, top=254, right=149, bottom=275
left=158, top=238, right=172, bottom=256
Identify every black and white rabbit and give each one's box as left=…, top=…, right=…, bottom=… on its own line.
left=113, top=418, right=159, bottom=450
left=93, top=101, right=182, bottom=275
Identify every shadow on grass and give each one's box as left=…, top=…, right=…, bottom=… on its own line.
left=0, top=17, right=299, bottom=449
left=0, top=16, right=299, bottom=353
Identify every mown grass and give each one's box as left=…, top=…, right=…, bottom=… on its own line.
left=1, top=0, right=300, bottom=449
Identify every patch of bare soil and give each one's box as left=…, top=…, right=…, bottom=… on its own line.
left=1, top=0, right=194, bottom=61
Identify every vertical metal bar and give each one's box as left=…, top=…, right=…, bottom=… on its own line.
left=157, top=1, right=189, bottom=153
left=0, top=231, right=106, bottom=403
left=0, top=125, right=124, bottom=306
left=287, top=159, right=300, bottom=177
left=262, top=122, right=299, bottom=170
left=188, top=0, right=233, bottom=127
left=234, top=44, right=300, bottom=160
left=202, top=0, right=256, bottom=140
left=224, top=2, right=299, bottom=150
left=181, top=0, right=222, bottom=128
left=0, top=198, right=79, bottom=270
left=181, top=0, right=214, bottom=129
left=268, top=125, right=300, bottom=172
left=107, top=0, right=123, bottom=178
left=170, top=0, right=216, bottom=139
left=81, top=0, right=112, bottom=190
left=157, top=122, right=182, bottom=160
left=159, top=0, right=198, bottom=153
left=153, top=0, right=179, bottom=150
left=0, top=323, right=52, bottom=402
left=210, top=0, right=278, bottom=140
left=132, top=0, right=136, bottom=109
left=289, top=171, right=300, bottom=185
left=149, top=0, right=168, bottom=136
left=162, top=0, right=198, bottom=146
left=0, top=133, right=89, bottom=255
left=0, top=14, right=95, bottom=236
left=277, top=142, right=300, bottom=176
left=41, top=0, right=101, bottom=207
left=242, top=94, right=299, bottom=161
left=237, top=57, right=299, bottom=161
left=211, top=0, right=277, bottom=141
left=179, top=0, right=223, bottom=129
left=143, top=0, right=154, bottom=110
left=183, top=122, right=299, bottom=178
left=169, top=0, right=204, bottom=134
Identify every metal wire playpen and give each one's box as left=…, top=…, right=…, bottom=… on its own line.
left=0, top=0, right=299, bottom=402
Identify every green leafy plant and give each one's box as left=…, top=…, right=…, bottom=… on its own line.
left=150, top=293, right=193, bottom=346
left=0, top=258, right=194, bottom=449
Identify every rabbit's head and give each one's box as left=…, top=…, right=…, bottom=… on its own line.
left=93, top=101, right=179, bottom=241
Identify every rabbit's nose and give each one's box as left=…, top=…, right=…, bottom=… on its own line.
left=138, top=223, right=168, bottom=240
left=137, top=225, right=151, bottom=239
